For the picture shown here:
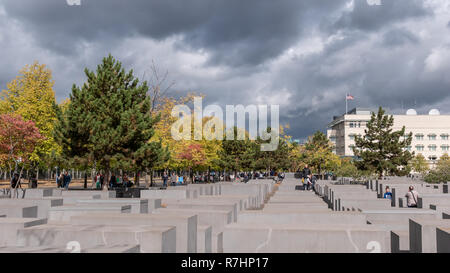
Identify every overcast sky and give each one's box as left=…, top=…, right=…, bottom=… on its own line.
left=1, top=0, right=450, bottom=140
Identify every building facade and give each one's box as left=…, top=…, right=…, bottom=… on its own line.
left=327, top=108, right=450, bottom=164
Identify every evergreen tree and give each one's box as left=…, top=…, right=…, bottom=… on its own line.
left=55, top=54, right=166, bottom=189
left=353, top=107, right=413, bottom=178
left=253, top=133, right=291, bottom=172
left=219, top=127, right=253, bottom=177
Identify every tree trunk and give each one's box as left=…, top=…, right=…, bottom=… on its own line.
left=135, top=172, right=140, bottom=187
left=84, top=171, right=88, bottom=189
left=144, top=170, right=149, bottom=188
left=208, top=166, right=211, bottom=183
left=150, top=170, right=153, bottom=187
left=103, top=169, right=110, bottom=191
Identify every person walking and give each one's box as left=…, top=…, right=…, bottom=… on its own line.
left=170, top=172, right=177, bottom=186
left=109, top=173, right=117, bottom=189
left=162, top=172, right=168, bottom=187
left=302, top=164, right=312, bottom=191
left=311, top=174, right=317, bottom=192
left=95, top=173, right=101, bottom=189
left=63, top=171, right=71, bottom=190
left=58, top=173, right=64, bottom=188
left=405, top=186, right=419, bottom=208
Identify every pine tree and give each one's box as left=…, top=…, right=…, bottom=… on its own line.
left=219, top=127, right=253, bottom=177
left=253, top=132, right=291, bottom=172
left=55, top=54, right=166, bottom=189
left=353, top=107, right=413, bottom=178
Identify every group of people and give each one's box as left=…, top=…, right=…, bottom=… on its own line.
left=383, top=185, right=420, bottom=208
left=107, top=173, right=134, bottom=189
left=56, top=171, right=71, bottom=190
left=298, top=164, right=317, bottom=191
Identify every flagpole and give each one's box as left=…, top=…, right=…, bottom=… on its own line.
left=345, top=94, right=348, bottom=115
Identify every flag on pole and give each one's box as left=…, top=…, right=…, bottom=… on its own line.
left=346, top=94, right=354, bottom=100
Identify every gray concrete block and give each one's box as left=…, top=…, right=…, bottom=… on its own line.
left=22, top=189, right=53, bottom=199
left=361, top=209, right=438, bottom=224
left=69, top=213, right=197, bottom=253
left=0, top=198, right=63, bottom=218
left=238, top=211, right=367, bottom=226
left=48, top=205, right=131, bottom=221
left=75, top=199, right=149, bottom=214
left=436, top=227, right=450, bottom=253
left=197, top=225, right=212, bottom=253
left=141, top=188, right=198, bottom=200
left=154, top=208, right=232, bottom=231
left=0, top=218, right=47, bottom=246
left=223, top=224, right=390, bottom=253
left=213, top=231, right=223, bottom=253
left=61, top=190, right=115, bottom=199
left=17, top=223, right=176, bottom=253
left=0, top=205, right=38, bottom=218
left=61, top=195, right=102, bottom=205
left=163, top=200, right=238, bottom=222
left=409, top=218, right=450, bottom=253
left=390, top=230, right=409, bottom=253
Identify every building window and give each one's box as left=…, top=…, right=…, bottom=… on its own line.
left=406, top=146, right=412, bottom=151
left=442, top=145, right=450, bottom=152
left=348, top=145, right=355, bottom=150
left=415, top=134, right=424, bottom=141
left=428, top=134, right=437, bottom=141
left=428, top=155, right=437, bottom=161
left=428, top=145, right=437, bottom=152
left=416, top=145, right=424, bottom=151
left=441, top=134, right=449, bottom=141
left=349, top=134, right=356, bottom=141
left=348, top=122, right=361, bottom=128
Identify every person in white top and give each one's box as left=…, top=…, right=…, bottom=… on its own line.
left=405, top=186, right=419, bottom=208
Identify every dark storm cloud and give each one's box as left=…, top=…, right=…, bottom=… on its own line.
left=0, top=0, right=449, bottom=140
left=1, top=0, right=347, bottom=66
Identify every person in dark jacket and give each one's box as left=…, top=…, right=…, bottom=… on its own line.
left=11, top=173, right=19, bottom=189
left=109, top=174, right=117, bottom=188
left=302, top=164, right=312, bottom=190
left=63, top=171, right=71, bottom=190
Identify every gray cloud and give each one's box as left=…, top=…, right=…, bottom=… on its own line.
left=332, top=0, right=432, bottom=32
left=0, top=0, right=449, bottom=140
left=382, top=28, right=419, bottom=47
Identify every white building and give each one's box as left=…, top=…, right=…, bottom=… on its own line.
left=327, top=108, right=450, bottom=164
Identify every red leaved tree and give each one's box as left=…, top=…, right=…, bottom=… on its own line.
left=0, top=114, right=43, bottom=189
left=178, top=143, right=206, bottom=183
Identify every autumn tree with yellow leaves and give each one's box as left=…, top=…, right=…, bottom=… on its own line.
left=0, top=62, right=60, bottom=179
